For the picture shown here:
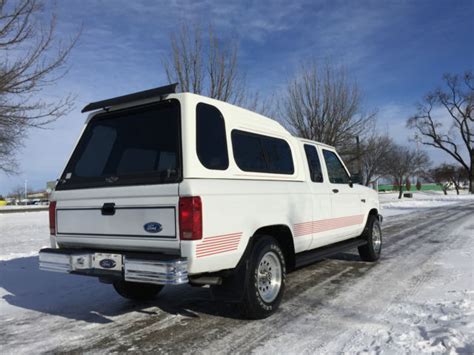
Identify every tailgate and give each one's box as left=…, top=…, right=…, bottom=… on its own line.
left=57, top=206, right=176, bottom=238
left=54, top=184, right=180, bottom=253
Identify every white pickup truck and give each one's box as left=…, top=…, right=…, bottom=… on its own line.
left=39, top=84, right=383, bottom=319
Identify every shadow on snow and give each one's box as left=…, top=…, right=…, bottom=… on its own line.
left=0, top=256, right=241, bottom=323
left=0, top=252, right=366, bottom=324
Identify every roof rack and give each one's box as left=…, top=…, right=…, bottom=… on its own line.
left=81, top=83, right=178, bottom=113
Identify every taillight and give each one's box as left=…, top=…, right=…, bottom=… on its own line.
left=49, top=201, right=57, bottom=235
left=179, top=196, right=202, bottom=240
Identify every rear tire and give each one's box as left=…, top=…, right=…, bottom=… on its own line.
left=358, top=215, right=382, bottom=262
left=113, top=280, right=163, bottom=301
left=241, top=235, right=286, bottom=319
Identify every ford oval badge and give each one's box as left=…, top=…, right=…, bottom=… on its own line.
left=144, top=222, right=162, bottom=233
left=99, top=259, right=116, bottom=269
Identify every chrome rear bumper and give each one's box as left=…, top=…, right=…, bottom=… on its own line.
left=39, top=248, right=188, bottom=285
left=124, top=257, right=188, bottom=285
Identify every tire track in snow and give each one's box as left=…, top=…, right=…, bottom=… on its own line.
left=250, top=203, right=474, bottom=354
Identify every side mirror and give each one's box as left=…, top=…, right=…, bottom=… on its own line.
left=350, top=173, right=361, bottom=187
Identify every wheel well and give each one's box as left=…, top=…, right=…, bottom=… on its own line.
left=367, top=208, right=382, bottom=224
left=252, top=225, right=296, bottom=271
left=369, top=208, right=378, bottom=217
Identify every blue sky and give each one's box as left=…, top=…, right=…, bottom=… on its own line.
left=1, top=0, right=473, bottom=194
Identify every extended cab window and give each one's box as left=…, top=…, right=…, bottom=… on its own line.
left=196, top=103, right=228, bottom=170
left=323, top=149, right=350, bottom=184
left=232, top=130, right=294, bottom=174
left=304, top=145, right=323, bottom=182
left=56, top=100, right=181, bottom=190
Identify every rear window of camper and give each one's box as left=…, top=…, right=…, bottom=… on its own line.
left=56, top=100, right=182, bottom=190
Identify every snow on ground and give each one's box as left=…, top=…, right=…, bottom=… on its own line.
left=0, top=205, right=48, bottom=211
left=380, top=190, right=474, bottom=218
left=250, top=207, right=474, bottom=354
left=0, top=211, right=155, bottom=353
left=0, top=211, right=50, bottom=261
left=0, top=197, right=473, bottom=353
left=330, top=216, right=474, bottom=354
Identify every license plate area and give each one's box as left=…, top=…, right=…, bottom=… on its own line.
left=92, top=253, right=123, bottom=271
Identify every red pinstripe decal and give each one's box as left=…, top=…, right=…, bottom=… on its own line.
left=196, top=235, right=242, bottom=245
left=196, top=248, right=239, bottom=257
left=196, top=240, right=240, bottom=252
left=196, top=232, right=242, bottom=258
left=294, top=214, right=364, bottom=237
left=203, top=232, right=242, bottom=240
left=196, top=214, right=364, bottom=257
left=197, top=245, right=240, bottom=257
left=197, top=246, right=239, bottom=258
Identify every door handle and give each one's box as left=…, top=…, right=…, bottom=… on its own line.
left=332, top=189, right=339, bottom=193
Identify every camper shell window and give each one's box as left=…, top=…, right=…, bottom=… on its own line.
left=56, top=99, right=182, bottom=190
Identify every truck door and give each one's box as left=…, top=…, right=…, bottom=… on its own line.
left=301, top=144, right=332, bottom=249
left=321, top=149, right=364, bottom=242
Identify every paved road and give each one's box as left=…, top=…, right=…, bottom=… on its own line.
left=1, top=202, right=473, bottom=353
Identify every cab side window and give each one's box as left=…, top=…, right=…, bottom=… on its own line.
left=196, top=103, right=229, bottom=170
left=323, top=150, right=350, bottom=184
left=304, top=145, right=323, bottom=182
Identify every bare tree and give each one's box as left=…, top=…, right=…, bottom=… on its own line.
left=407, top=71, right=473, bottom=193
left=279, top=61, right=376, bottom=154
left=359, top=133, right=395, bottom=186
left=427, top=164, right=468, bottom=195
left=8, top=184, right=29, bottom=201
left=383, top=145, right=430, bottom=199
left=427, top=165, right=453, bottom=195
left=0, top=0, right=78, bottom=174
left=163, top=23, right=254, bottom=108
left=450, top=165, right=469, bottom=194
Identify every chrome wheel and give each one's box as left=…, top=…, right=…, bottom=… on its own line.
left=372, top=222, right=382, bottom=253
left=257, top=251, right=282, bottom=303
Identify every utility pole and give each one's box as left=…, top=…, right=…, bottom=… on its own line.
left=356, top=136, right=362, bottom=182
left=414, top=134, right=421, bottom=188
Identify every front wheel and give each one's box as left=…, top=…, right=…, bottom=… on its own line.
left=241, top=235, right=286, bottom=319
left=358, top=215, right=382, bottom=262
left=113, top=280, right=163, bottom=301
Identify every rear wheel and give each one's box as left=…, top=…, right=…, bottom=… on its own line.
left=113, top=280, right=163, bottom=301
left=241, top=235, right=286, bottom=319
left=358, top=215, right=382, bottom=262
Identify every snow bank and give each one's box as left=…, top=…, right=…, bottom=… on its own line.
left=379, top=191, right=474, bottom=218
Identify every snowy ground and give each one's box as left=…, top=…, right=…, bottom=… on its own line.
left=380, top=190, right=474, bottom=218
left=0, top=196, right=473, bottom=354
left=0, top=205, right=48, bottom=212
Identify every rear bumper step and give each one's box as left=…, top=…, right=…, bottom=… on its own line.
left=39, top=248, right=188, bottom=285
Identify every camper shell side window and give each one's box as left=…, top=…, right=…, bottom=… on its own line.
left=231, top=129, right=294, bottom=175
left=196, top=103, right=229, bottom=170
